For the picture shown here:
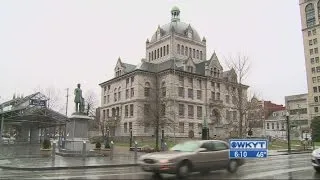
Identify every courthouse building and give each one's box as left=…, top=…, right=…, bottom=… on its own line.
left=99, top=7, right=249, bottom=138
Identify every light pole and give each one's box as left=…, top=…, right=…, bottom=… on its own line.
left=286, top=111, right=291, bottom=154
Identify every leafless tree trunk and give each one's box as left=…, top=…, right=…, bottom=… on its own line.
left=225, top=54, right=250, bottom=138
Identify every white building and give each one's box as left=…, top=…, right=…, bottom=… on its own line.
left=265, top=110, right=287, bottom=139
left=299, top=0, right=320, bottom=121
left=98, top=7, right=249, bottom=139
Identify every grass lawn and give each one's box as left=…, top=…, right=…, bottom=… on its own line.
left=115, top=140, right=177, bottom=149
left=268, top=140, right=309, bottom=150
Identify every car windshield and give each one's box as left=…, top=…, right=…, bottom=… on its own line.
left=170, top=141, right=201, bottom=152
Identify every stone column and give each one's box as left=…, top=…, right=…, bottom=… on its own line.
left=0, top=116, right=4, bottom=144
left=30, top=126, right=40, bottom=144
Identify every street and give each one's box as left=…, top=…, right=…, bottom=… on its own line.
left=0, top=153, right=319, bottom=179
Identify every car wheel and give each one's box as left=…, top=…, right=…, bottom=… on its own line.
left=227, top=160, right=238, bottom=173
left=314, top=167, right=320, bottom=173
left=176, top=161, right=190, bottom=179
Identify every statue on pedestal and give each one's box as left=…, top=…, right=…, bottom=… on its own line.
left=74, top=83, right=85, bottom=114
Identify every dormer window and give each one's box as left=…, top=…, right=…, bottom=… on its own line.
left=188, top=31, right=192, bottom=38
left=187, top=66, right=193, bottom=73
left=116, top=67, right=121, bottom=77
left=213, top=68, right=217, bottom=77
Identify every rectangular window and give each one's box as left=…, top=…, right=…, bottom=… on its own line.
left=314, top=87, right=318, bottom=93
left=118, top=92, right=121, bottom=101
left=114, top=93, right=117, bottom=102
left=188, top=77, right=193, bottom=86
left=217, top=83, right=220, bottom=91
left=216, top=92, right=220, bottom=100
left=271, top=123, right=274, bottom=129
left=313, top=29, right=317, bottom=35
left=316, top=57, right=319, bottom=63
left=197, top=90, right=202, bottom=100
left=310, top=49, right=314, bottom=55
left=131, top=77, right=134, bottom=86
left=315, top=96, right=319, bottom=102
left=313, top=77, right=317, bottom=83
left=193, top=49, right=195, bottom=58
left=126, top=89, right=129, bottom=99
left=276, top=122, right=279, bottom=130
left=106, top=109, right=109, bottom=118
left=125, top=105, right=128, bottom=117
left=318, top=86, right=320, bottom=92
left=131, top=88, right=134, bottom=97
left=311, top=58, right=315, bottom=64
left=267, top=123, right=270, bottom=129
left=211, top=91, right=215, bottom=100
left=312, top=67, right=316, bottom=73
left=198, top=79, right=202, bottom=89
left=179, top=76, right=184, bottom=86
left=200, top=51, right=203, bottom=60
left=144, top=87, right=150, bottom=97
left=103, top=96, right=106, bottom=104
left=124, top=123, right=127, bottom=133
left=161, top=104, right=166, bottom=117
left=233, top=111, right=237, bottom=121
left=189, top=123, right=194, bottom=131
left=178, top=87, right=184, bottom=97
left=281, top=123, right=284, bottom=130
left=317, top=76, right=320, bottom=82
left=102, top=110, right=106, bottom=120
left=188, top=105, right=194, bottom=118
left=126, top=78, right=129, bottom=87
left=107, top=95, right=110, bottom=103
left=315, top=48, right=318, bottom=54
left=308, top=31, right=312, bottom=36
left=317, top=66, right=320, bottom=72
left=197, top=106, right=202, bottom=119
left=315, top=107, right=319, bottom=113
left=179, top=104, right=185, bottom=117
left=188, top=89, right=193, bottom=99
left=314, top=38, right=318, bottom=44
left=130, top=104, right=134, bottom=116
left=310, top=40, right=313, bottom=45
left=226, top=95, right=230, bottom=103
left=211, top=81, right=215, bottom=88
left=179, top=122, right=184, bottom=133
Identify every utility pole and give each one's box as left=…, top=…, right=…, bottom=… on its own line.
left=286, top=111, right=291, bottom=154
left=63, top=88, right=69, bottom=149
left=66, top=88, right=69, bottom=116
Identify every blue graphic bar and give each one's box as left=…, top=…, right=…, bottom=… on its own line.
left=229, top=150, right=268, bottom=158
left=229, top=139, right=268, bottom=159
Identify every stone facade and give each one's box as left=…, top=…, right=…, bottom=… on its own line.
left=99, top=7, right=249, bottom=139
left=299, top=0, right=320, bottom=121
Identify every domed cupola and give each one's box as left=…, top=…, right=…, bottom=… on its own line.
left=171, top=6, right=180, bottom=22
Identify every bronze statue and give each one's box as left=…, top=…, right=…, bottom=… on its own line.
left=74, top=83, right=84, bottom=113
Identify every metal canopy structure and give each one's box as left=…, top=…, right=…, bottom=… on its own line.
left=0, top=92, right=68, bottom=128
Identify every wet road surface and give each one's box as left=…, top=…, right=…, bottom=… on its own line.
left=0, top=153, right=319, bottom=179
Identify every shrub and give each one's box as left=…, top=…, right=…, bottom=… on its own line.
left=95, top=142, right=101, bottom=149
left=89, top=136, right=104, bottom=144
left=311, top=117, right=320, bottom=142
left=105, top=142, right=110, bottom=149
left=42, top=139, right=51, bottom=149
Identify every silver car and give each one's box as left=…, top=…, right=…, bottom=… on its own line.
left=138, top=140, right=245, bottom=179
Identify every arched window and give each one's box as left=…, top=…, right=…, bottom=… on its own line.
left=167, top=45, right=169, bottom=55
left=200, top=51, right=203, bottom=60
left=306, top=3, right=315, bottom=28
left=210, top=68, right=213, bottom=75
left=177, top=44, right=180, bottom=54
left=154, top=50, right=156, bottom=59
left=160, top=47, right=163, bottom=57
left=217, top=70, right=220, bottom=78
left=161, top=81, right=166, bottom=97
left=185, top=46, right=188, bottom=55
left=114, top=88, right=117, bottom=102
left=151, top=51, right=153, bottom=60
left=144, top=82, right=150, bottom=97
left=149, top=52, right=151, bottom=61
left=118, top=87, right=121, bottom=100
left=181, top=45, right=184, bottom=55
left=157, top=49, right=159, bottom=59
left=189, top=47, right=192, bottom=56
left=163, top=46, right=166, bottom=56
left=213, top=67, right=217, bottom=77
left=196, top=50, right=199, bottom=59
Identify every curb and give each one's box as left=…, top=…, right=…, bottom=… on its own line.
left=0, top=163, right=139, bottom=171
left=269, top=151, right=312, bottom=156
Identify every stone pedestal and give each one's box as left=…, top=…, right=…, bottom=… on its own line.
left=64, top=113, right=92, bottom=152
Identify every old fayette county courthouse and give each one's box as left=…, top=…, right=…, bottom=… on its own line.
left=99, top=7, right=249, bottom=139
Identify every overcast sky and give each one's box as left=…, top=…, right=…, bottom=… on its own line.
left=0, top=0, right=306, bottom=114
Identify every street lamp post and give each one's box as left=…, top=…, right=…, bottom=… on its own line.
left=286, top=111, right=291, bottom=154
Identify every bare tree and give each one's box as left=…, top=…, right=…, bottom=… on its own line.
left=224, top=54, right=251, bottom=137
left=34, top=86, right=63, bottom=113
left=84, top=90, right=99, bottom=117
left=136, top=74, right=176, bottom=151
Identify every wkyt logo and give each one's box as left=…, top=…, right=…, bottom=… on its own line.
left=230, top=140, right=268, bottom=150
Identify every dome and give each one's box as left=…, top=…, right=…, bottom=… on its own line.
left=150, top=22, right=202, bottom=43
left=171, top=6, right=180, bottom=12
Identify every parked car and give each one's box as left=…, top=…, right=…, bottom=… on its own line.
left=311, top=148, right=320, bottom=172
left=138, top=140, right=245, bottom=179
